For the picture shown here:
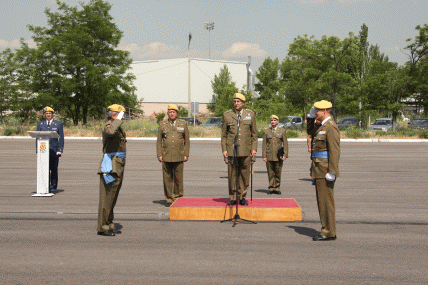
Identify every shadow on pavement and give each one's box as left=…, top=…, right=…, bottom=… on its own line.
left=114, top=223, right=123, bottom=231
left=153, top=200, right=169, bottom=207
left=287, top=226, right=319, bottom=238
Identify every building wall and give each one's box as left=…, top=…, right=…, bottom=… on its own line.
left=140, top=102, right=210, bottom=118
left=131, top=58, right=248, bottom=115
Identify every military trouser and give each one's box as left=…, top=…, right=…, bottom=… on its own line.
left=49, top=149, right=60, bottom=191
left=315, top=178, right=336, bottom=237
left=266, top=160, right=283, bottom=192
left=97, top=174, right=123, bottom=233
left=228, top=156, right=251, bottom=200
left=162, top=161, right=184, bottom=204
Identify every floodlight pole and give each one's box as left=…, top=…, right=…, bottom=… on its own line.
left=188, top=33, right=192, bottom=115
left=204, top=22, right=214, bottom=59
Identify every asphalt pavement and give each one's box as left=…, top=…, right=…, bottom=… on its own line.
left=1, top=139, right=427, bottom=284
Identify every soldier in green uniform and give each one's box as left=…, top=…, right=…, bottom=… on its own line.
left=308, top=100, right=340, bottom=241
left=221, top=93, right=257, bottom=206
left=97, top=104, right=127, bottom=237
left=157, top=104, right=190, bottom=206
left=262, top=115, right=288, bottom=195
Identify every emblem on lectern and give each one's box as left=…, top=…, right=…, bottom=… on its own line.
left=40, top=142, right=47, bottom=153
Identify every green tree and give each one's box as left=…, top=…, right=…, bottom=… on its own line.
left=386, top=24, right=428, bottom=129
left=404, top=24, right=428, bottom=117
left=255, top=57, right=281, bottom=100
left=281, top=33, right=359, bottom=119
left=17, top=0, right=137, bottom=125
left=0, top=49, right=19, bottom=122
left=208, top=65, right=239, bottom=116
left=253, top=57, right=291, bottom=120
left=0, top=48, right=36, bottom=123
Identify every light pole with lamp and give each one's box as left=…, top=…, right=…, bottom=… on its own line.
left=204, top=22, right=214, bottom=59
left=188, top=33, right=192, bottom=115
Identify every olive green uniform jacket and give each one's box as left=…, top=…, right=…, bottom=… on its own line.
left=157, top=119, right=190, bottom=162
left=97, top=119, right=126, bottom=233
left=221, top=109, right=257, bottom=157
left=310, top=118, right=340, bottom=179
left=262, top=127, right=288, bottom=161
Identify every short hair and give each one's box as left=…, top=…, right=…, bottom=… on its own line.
left=107, top=110, right=118, bottom=120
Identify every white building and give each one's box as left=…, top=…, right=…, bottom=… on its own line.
left=130, top=58, right=255, bottom=116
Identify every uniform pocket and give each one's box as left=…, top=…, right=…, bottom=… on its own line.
left=313, top=157, right=328, bottom=172
left=112, top=156, right=126, bottom=177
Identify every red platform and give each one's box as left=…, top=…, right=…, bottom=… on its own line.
left=169, top=198, right=302, bottom=221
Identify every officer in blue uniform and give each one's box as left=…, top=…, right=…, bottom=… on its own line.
left=36, top=106, right=64, bottom=193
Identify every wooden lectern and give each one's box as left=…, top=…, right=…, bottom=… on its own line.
left=27, top=131, right=60, bottom=197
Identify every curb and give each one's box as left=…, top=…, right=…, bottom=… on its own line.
left=1, top=136, right=427, bottom=143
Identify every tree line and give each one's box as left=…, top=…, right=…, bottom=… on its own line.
left=1, top=0, right=427, bottom=128
left=209, top=24, right=428, bottom=129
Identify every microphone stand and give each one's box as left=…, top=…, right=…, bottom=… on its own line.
left=221, top=113, right=256, bottom=227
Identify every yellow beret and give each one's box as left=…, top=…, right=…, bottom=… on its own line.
left=314, top=100, right=332, bottom=109
left=233, top=93, right=246, bottom=102
left=270, top=115, right=279, bottom=120
left=43, top=106, right=54, bottom=113
left=168, top=104, right=179, bottom=111
left=108, top=104, right=125, bottom=112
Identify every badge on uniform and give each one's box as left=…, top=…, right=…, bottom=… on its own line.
left=318, top=131, right=326, bottom=135
left=163, top=129, right=168, bottom=133
left=228, top=119, right=234, bottom=125
left=244, top=114, right=251, bottom=120
left=177, top=127, right=184, bottom=130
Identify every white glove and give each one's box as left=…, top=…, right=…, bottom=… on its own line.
left=325, top=173, right=336, bottom=181
left=116, top=111, right=124, bottom=120
left=56, top=152, right=62, bottom=157
left=308, top=106, right=316, bottom=118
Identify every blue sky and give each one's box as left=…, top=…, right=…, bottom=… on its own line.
left=1, top=0, right=427, bottom=72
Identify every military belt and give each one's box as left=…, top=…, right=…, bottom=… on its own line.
left=101, top=152, right=126, bottom=184
left=312, top=151, right=329, bottom=159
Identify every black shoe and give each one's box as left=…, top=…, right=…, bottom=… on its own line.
left=313, top=235, right=336, bottom=241
left=97, top=230, right=115, bottom=237
left=49, top=189, right=57, bottom=193
left=275, top=191, right=281, bottom=195
left=228, top=200, right=237, bottom=206
left=267, top=191, right=273, bottom=195
left=240, top=199, right=248, bottom=206
left=112, top=229, right=122, bottom=234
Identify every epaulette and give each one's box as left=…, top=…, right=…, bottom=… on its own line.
left=244, top=108, right=254, bottom=113
left=224, top=109, right=233, bottom=114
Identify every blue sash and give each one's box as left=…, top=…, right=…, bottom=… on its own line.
left=312, top=151, right=329, bottom=159
left=101, top=152, right=126, bottom=184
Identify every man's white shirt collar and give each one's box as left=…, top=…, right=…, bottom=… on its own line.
left=321, top=116, right=331, bottom=125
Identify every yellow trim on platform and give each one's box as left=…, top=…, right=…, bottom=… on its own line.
left=170, top=204, right=302, bottom=221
